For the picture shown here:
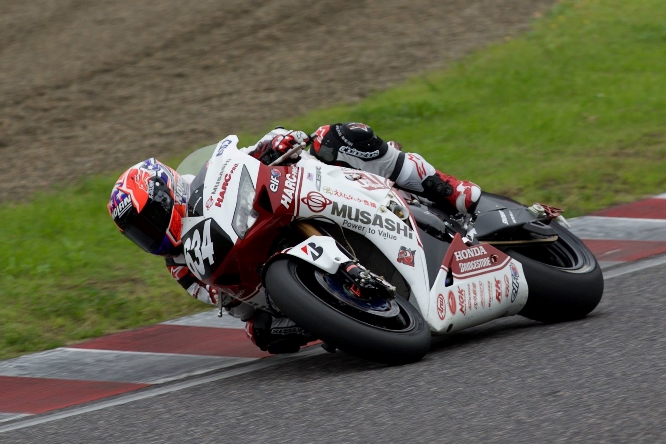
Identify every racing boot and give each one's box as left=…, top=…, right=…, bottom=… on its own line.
left=420, top=171, right=481, bottom=216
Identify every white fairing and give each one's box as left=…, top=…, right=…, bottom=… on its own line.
left=291, top=160, right=529, bottom=332
left=286, top=236, right=353, bottom=273
left=181, top=136, right=530, bottom=333
left=294, top=161, right=432, bottom=315
left=204, top=136, right=261, bottom=245
left=429, top=257, right=529, bottom=334
left=181, top=136, right=268, bottom=309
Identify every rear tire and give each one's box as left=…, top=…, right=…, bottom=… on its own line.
left=265, top=258, right=431, bottom=365
left=509, top=222, right=604, bottom=323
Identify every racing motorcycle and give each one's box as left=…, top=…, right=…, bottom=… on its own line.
left=176, top=136, right=603, bottom=365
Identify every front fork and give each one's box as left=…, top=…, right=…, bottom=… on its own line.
left=279, top=222, right=396, bottom=299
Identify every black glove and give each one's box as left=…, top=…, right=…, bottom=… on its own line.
left=246, top=310, right=315, bottom=354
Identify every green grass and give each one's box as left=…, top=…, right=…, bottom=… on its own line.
left=1, top=0, right=665, bottom=359
left=287, top=0, right=666, bottom=214
left=0, top=176, right=211, bottom=360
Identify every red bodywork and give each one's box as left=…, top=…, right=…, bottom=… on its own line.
left=203, top=161, right=303, bottom=301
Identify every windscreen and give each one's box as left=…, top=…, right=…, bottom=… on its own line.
left=176, top=144, right=217, bottom=175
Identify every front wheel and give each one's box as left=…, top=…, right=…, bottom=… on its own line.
left=264, top=258, right=431, bottom=365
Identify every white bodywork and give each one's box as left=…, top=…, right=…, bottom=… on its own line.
left=182, top=137, right=529, bottom=335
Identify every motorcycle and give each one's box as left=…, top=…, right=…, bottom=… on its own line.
left=176, top=135, right=603, bottom=365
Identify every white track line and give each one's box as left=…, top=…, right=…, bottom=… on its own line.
left=0, top=347, right=254, bottom=385
left=603, top=254, right=666, bottom=280
left=161, top=310, right=245, bottom=328
left=0, top=346, right=326, bottom=434
left=568, top=216, right=666, bottom=241
left=0, top=414, right=31, bottom=424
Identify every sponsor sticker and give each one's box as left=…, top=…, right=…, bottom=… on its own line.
left=437, top=293, right=446, bottom=320
left=280, top=169, right=299, bottom=209
left=300, top=191, right=332, bottom=213
left=215, top=139, right=232, bottom=157
left=214, top=163, right=239, bottom=207
left=458, top=287, right=467, bottom=315
left=269, top=168, right=281, bottom=193
left=397, top=246, right=415, bottom=267
left=211, top=160, right=231, bottom=195
left=510, top=262, right=520, bottom=302
left=448, top=290, right=457, bottom=315
left=301, top=242, right=324, bottom=261
left=330, top=202, right=413, bottom=239
left=495, top=277, right=502, bottom=303
left=341, top=169, right=391, bottom=191
left=323, top=187, right=377, bottom=208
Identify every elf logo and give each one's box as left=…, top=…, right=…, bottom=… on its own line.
left=269, top=169, right=281, bottom=193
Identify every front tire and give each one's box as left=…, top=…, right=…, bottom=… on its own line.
left=264, top=258, right=431, bottom=365
left=509, top=222, right=604, bottom=323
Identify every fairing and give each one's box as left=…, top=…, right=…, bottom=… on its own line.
left=179, top=136, right=530, bottom=332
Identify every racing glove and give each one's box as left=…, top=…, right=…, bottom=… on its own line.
left=245, top=310, right=315, bottom=354
left=249, top=130, right=309, bottom=165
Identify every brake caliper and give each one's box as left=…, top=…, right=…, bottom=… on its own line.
left=340, top=262, right=396, bottom=300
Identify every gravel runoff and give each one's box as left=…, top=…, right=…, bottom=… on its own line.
left=0, top=0, right=553, bottom=202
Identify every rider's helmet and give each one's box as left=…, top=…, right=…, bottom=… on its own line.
left=310, top=122, right=393, bottom=162
left=108, top=158, right=187, bottom=257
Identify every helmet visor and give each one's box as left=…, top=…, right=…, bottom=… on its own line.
left=120, top=189, right=174, bottom=254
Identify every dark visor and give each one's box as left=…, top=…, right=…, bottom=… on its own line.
left=120, top=188, right=174, bottom=254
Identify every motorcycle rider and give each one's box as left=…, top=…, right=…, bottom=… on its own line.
left=108, top=123, right=481, bottom=354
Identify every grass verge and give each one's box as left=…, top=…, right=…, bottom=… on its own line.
left=1, top=0, right=664, bottom=359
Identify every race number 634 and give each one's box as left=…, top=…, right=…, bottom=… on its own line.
left=184, top=219, right=215, bottom=279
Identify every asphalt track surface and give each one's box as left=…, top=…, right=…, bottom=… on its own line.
left=2, top=259, right=665, bottom=443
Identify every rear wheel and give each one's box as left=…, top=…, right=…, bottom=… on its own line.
left=264, top=258, right=431, bottom=365
left=508, top=222, right=604, bottom=323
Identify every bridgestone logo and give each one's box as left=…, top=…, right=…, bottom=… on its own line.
left=459, top=257, right=492, bottom=273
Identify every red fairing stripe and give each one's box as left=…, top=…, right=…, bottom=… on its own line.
left=294, top=167, right=306, bottom=218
